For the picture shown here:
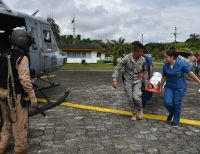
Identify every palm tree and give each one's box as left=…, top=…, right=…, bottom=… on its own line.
left=106, top=37, right=130, bottom=65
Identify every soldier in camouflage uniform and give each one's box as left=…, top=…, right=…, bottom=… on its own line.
left=112, top=42, right=147, bottom=121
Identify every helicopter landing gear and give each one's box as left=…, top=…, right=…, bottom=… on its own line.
left=28, top=73, right=71, bottom=117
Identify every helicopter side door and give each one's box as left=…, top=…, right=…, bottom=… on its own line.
left=26, top=19, right=42, bottom=76
left=40, top=23, right=57, bottom=73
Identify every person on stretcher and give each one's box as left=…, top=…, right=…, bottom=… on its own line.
left=145, top=72, right=162, bottom=93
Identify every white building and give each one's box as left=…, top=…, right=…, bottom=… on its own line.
left=61, top=44, right=105, bottom=64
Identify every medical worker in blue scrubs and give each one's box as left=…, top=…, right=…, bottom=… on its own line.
left=142, top=54, right=153, bottom=107
left=160, top=48, right=200, bottom=127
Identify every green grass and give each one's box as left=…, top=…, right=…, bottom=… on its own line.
left=62, top=63, right=115, bottom=70
left=62, top=63, right=163, bottom=72
left=153, top=63, right=163, bottom=72
left=153, top=59, right=164, bottom=63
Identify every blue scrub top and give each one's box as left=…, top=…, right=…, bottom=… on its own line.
left=144, top=56, right=153, bottom=77
left=163, top=60, right=191, bottom=89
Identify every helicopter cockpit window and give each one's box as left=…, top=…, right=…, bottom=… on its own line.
left=43, top=30, right=51, bottom=43
left=28, top=27, right=38, bottom=50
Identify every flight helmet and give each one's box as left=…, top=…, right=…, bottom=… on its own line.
left=10, top=29, right=33, bottom=51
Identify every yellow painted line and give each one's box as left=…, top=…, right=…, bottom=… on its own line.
left=37, top=98, right=200, bottom=126
left=40, top=75, right=56, bottom=79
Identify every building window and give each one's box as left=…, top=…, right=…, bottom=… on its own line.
left=72, top=52, right=76, bottom=58
left=67, top=52, right=76, bottom=58
left=82, top=52, right=86, bottom=58
left=67, top=52, right=73, bottom=58
left=86, top=52, right=91, bottom=58
left=67, top=52, right=92, bottom=58
left=76, top=52, right=81, bottom=58
left=68, top=52, right=83, bottom=58
left=97, top=53, right=101, bottom=57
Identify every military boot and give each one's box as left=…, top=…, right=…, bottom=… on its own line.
left=131, top=114, right=137, bottom=121
left=0, top=144, right=13, bottom=154
left=137, top=108, right=144, bottom=120
left=0, top=148, right=6, bottom=154
left=14, top=150, right=27, bottom=154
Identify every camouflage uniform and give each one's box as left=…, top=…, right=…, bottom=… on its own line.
left=112, top=54, right=147, bottom=112
left=177, top=55, right=191, bottom=65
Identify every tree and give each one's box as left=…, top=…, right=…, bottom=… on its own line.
left=47, top=17, right=61, bottom=41
left=106, top=37, right=130, bottom=65
left=145, top=43, right=165, bottom=52
left=189, top=34, right=200, bottom=40
left=76, top=34, right=81, bottom=40
left=185, top=33, right=200, bottom=50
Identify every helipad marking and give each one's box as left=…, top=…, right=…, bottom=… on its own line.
left=37, top=98, right=200, bottom=126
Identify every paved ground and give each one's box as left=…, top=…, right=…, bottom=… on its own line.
left=8, top=70, right=200, bottom=154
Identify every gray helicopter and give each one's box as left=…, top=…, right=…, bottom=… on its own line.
left=0, top=1, right=70, bottom=117
left=0, top=0, right=67, bottom=77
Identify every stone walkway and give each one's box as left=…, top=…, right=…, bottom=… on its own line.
left=8, top=70, right=200, bottom=153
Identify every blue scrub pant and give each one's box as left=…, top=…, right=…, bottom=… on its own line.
left=164, top=87, right=186, bottom=124
left=141, top=82, right=153, bottom=107
left=142, top=91, right=153, bottom=107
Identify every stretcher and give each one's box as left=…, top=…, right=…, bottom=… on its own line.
left=145, top=72, right=162, bottom=93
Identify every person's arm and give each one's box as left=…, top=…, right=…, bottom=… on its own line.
left=145, top=56, right=153, bottom=79
left=159, top=64, right=167, bottom=92
left=160, top=76, right=166, bottom=92
left=181, top=60, right=200, bottom=85
left=149, top=57, right=154, bottom=79
left=188, top=72, right=200, bottom=85
left=17, top=56, right=37, bottom=107
left=149, top=65, right=153, bottom=79
left=160, top=76, right=166, bottom=88
left=141, top=61, right=148, bottom=83
left=112, top=56, right=127, bottom=88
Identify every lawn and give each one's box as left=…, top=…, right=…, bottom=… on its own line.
left=62, top=63, right=115, bottom=70
left=62, top=62, right=163, bottom=72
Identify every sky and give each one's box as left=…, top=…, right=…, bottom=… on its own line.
left=5, top=0, right=200, bottom=44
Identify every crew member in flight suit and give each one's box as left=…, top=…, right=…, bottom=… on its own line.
left=160, top=48, right=200, bottom=127
left=0, top=29, right=37, bottom=154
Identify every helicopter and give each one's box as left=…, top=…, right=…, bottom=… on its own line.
left=0, top=0, right=70, bottom=117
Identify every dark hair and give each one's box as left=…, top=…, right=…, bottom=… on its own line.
left=166, top=48, right=178, bottom=59
left=132, top=42, right=144, bottom=52
left=169, top=46, right=175, bottom=50
left=144, top=48, right=149, bottom=53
